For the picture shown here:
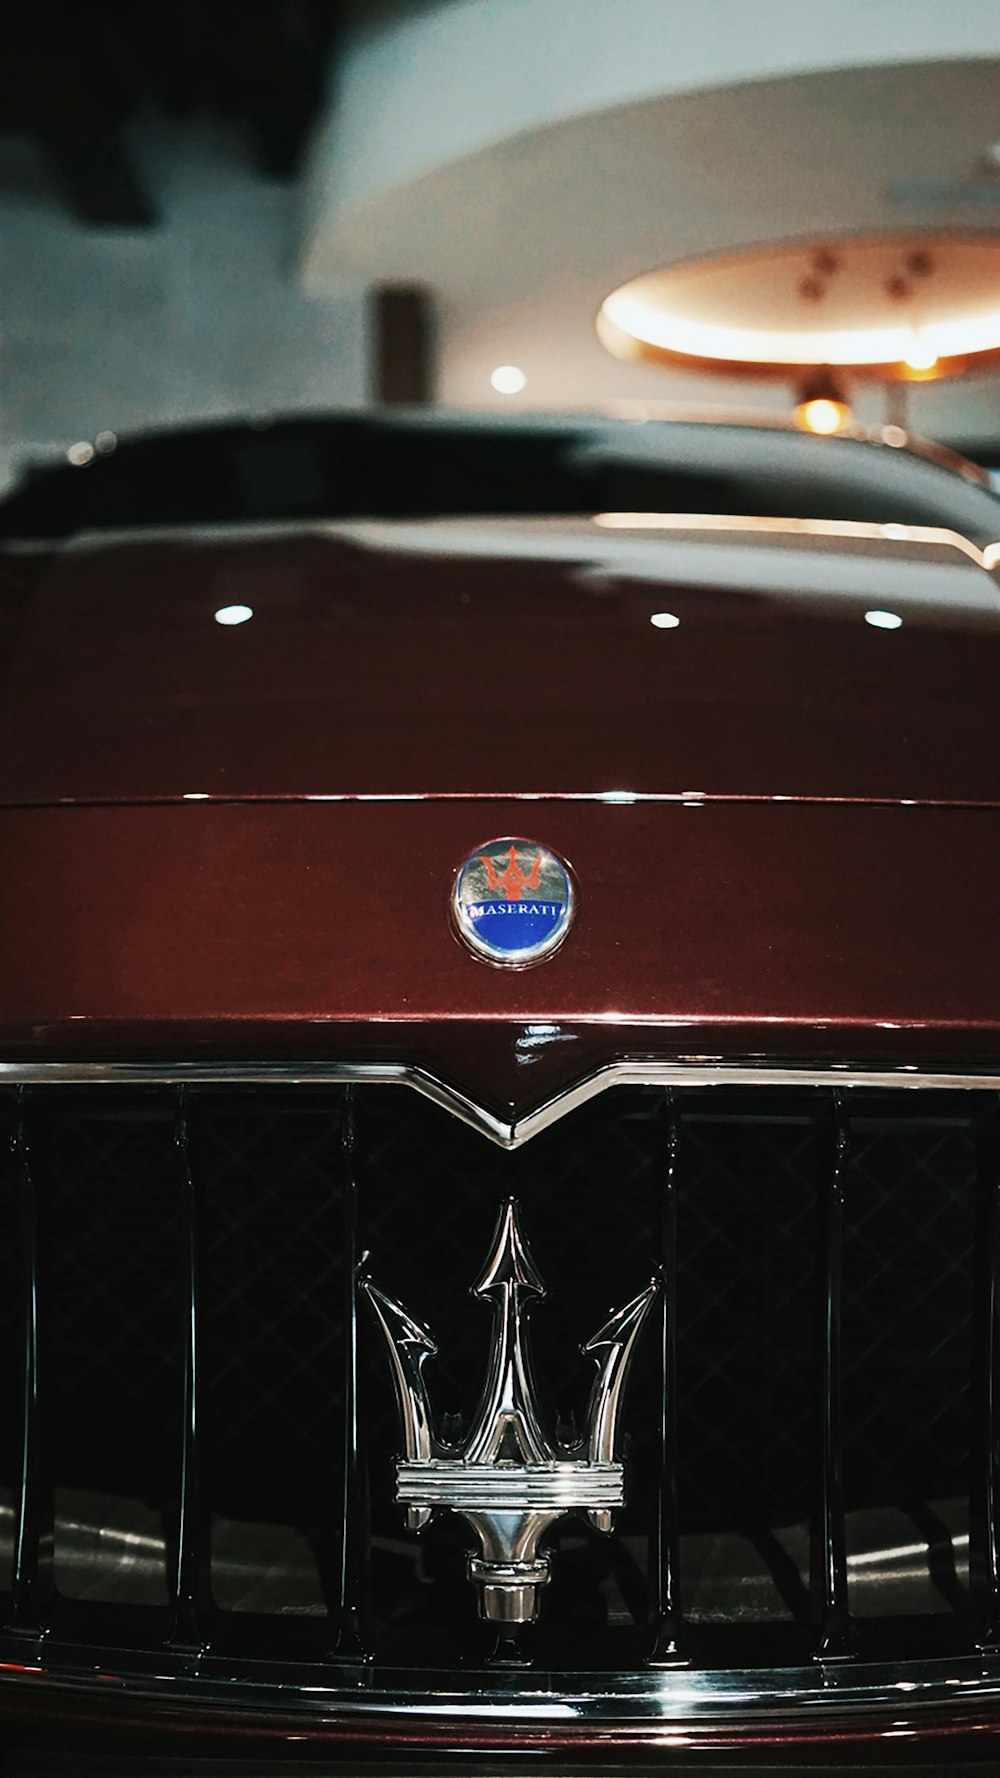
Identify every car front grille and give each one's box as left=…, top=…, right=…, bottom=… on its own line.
left=0, top=1076, right=997, bottom=1744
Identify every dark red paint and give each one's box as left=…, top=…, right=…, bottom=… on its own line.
left=1, top=527, right=999, bottom=806
left=0, top=798, right=997, bottom=1108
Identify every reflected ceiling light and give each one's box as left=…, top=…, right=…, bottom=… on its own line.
left=490, top=364, right=527, bottom=395
left=67, top=441, right=94, bottom=467
left=650, top=611, right=681, bottom=629
left=214, top=604, right=254, bottom=626
left=591, top=512, right=994, bottom=566
left=183, top=792, right=211, bottom=800
left=865, top=609, right=903, bottom=629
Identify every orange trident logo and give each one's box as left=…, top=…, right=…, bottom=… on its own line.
left=478, top=845, right=543, bottom=901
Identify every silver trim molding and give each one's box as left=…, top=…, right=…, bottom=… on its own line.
left=0, top=1057, right=999, bottom=1147
left=1, top=1644, right=1000, bottom=1740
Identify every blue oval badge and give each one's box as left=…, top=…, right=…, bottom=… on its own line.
left=452, top=839, right=575, bottom=967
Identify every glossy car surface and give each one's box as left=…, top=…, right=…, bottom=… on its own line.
left=1, top=418, right=1000, bottom=1767
left=1, top=512, right=999, bottom=1108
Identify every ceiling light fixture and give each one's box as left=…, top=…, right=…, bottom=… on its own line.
left=903, top=335, right=939, bottom=375
left=490, top=365, right=527, bottom=395
left=793, top=369, right=853, bottom=435
left=601, top=290, right=1000, bottom=369
left=599, top=235, right=1000, bottom=378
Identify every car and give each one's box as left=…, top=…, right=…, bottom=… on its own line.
left=0, top=411, right=999, bottom=1766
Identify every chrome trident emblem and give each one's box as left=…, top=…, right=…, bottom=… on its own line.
left=361, top=1199, right=657, bottom=1624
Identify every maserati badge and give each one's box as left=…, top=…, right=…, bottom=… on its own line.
left=452, top=838, right=574, bottom=966
left=362, top=1199, right=657, bottom=1623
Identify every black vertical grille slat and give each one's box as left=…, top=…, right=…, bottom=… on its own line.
left=8, top=1102, right=52, bottom=1634
left=333, top=1085, right=369, bottom=1659
left=811, top=1091, right=852, bottom=1659
left=649, top=1089, right=683, bottom=1665
left=971, top=1093, right=1000, bottom=1649
left=841, top=1097, right=975, bottom=1632
left=41, top=1092, right=179, bottom=1610
left=675, top=1094, right=820, bottom=1626
left=197, top=1092, right=343, bottom=1621
left=167, top=1091, right=211, bottom=1651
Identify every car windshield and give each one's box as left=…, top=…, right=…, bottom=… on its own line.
left=3, top=412, right=1000, bottom=546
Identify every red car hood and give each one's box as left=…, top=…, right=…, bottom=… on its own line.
left=1, top=518, right=998, bottom=1112
left=1, top=517, right=999, bottom=805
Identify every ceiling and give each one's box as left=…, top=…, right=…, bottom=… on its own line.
left=4, top=0, right=999, bottom=452
left=303, top=43, right=1000, bottom=442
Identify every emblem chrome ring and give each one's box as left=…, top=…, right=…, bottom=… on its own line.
left=451, top=838, right=575, bottom=967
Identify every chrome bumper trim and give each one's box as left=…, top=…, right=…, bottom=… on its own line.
left=0, top=1645, right=999, bottom=1743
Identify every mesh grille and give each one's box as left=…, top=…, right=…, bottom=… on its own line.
left=0, top=1079, right=988, bottom=1678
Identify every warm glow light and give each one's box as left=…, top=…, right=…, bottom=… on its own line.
left=600, top=288, right=1000, bottom=367
left=214, top=604, right=254, bottom=626
left=865, top=610, right=903, bottom=629
left=904, top=338, right=939, bottom=373
left=490, top=364, right=527, bottom=394
left=650, top=612, right=681, bottom=629
left=795, top=397, right=851, bottom=435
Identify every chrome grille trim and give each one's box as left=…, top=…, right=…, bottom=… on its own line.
left=1, top=1644, right=1000, bottom=1731
left=1, top=1057, right=999, bottom=1147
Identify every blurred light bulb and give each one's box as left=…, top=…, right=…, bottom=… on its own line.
left=794, top=367, right=852, bottom=435
left=904, top=337, right=938, bottom=373
left=214, top=604, right=254, bottom=626
left=795, top=397, right=851, bottom=435
left=490, top=365, right=527, bottom=394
